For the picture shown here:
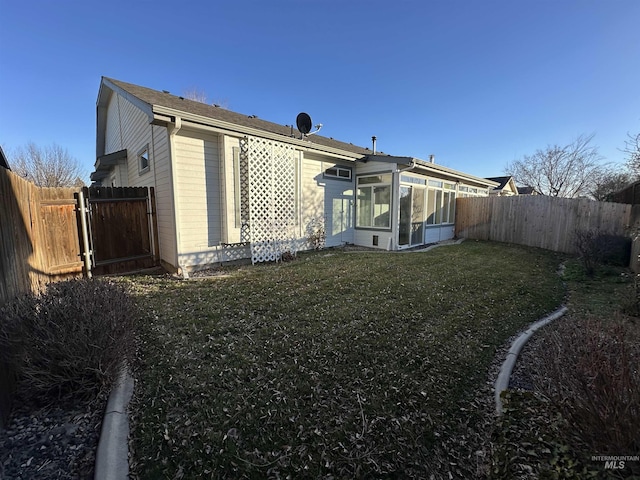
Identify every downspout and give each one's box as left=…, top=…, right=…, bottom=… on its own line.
left=167, top=116, right=189, bottom=278
left=78, top=189, right=92, bottom=278
left=397, top=159, right=417, bottom=174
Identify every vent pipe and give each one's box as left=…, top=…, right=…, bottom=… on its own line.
left=429, top=154, right=435, bottom=164
left=372, top=136, right=377, bottom=154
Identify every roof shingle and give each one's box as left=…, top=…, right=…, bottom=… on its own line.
left=104, top=77, right=374, bottom=156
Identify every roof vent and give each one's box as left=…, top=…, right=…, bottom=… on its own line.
left=429, top=154, right=435, bottom=164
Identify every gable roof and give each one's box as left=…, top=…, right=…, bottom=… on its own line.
left=0, top=145, right=10, bottom=170
left=99, top=77, right=374, bottom=158
left=486, top=176, right=513, bottom=190
left=517, top=186, right=537, bottom=195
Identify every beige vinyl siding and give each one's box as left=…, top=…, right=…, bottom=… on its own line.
left=103, top=92, right=178, bottom=270
left=300, top=155, right=325, bottom=247
left=105, top=93, right=123, bottom=155
left=173, top=129, right=222, bottom=266
left=103, top=92, right=155, bottom=187
left=150, top=126, right=177, bottom=270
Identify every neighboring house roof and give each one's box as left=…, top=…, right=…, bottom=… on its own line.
left=517, top=186, right=538, bottom=195
left=486, top=175, right=518, bottom=194
left=0, top=145, right=10, bottom=170
left=98, top=77, right=375, bottom=159
left=486, top=176, right=511, bottom=190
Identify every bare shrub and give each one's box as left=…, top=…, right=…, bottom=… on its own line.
left=534, top=315, right=640, bottom=455
left=622, top=274, right=640, bottom=318
left=0, top=279, right=136, bottom=404
left=574, top=229, right=631, bottom=275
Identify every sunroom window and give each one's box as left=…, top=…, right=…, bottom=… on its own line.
left=426, top=180, right=456, bottom=225
left=356, top=173, right=392, bottom=228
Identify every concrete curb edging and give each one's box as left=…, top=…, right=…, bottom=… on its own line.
left=494, top=305, right=568, bottom=415
left=94, top=365, right=134, bottom=480
left=402, top=238, right=466, bottom=253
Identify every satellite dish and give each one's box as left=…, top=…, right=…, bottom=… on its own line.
left=296, top=112, right=312, bottom=135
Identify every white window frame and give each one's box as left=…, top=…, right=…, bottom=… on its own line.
left=356, top=173, right=392, bottom=230
left=425, top=178, right=456, bottom=225
left=138, top=145, right=150, bottom=175
left=324, top=165, right=352, bottom=181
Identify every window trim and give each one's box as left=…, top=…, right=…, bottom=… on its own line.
left=323, top=165, right=352, bottom=181
left=355, top=172, right=393, bottom=231
left=138, top=145, right=150, bottom=175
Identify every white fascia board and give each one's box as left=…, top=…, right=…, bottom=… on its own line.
left=102, top=78, right=154, bottom=121
left=366, top=154, right=499, bottom=188
left=96, top=78, right=155, bottom=159
left=152, top=106, right=364, bottom=162
left=412, top=161, right=500, bottom=188
left=96, top=83, right=113, bottom=158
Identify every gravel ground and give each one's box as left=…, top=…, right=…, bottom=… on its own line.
left=0, top=393, right=106, bottom=480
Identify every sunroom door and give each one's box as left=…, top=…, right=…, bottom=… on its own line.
left=411, top=187, right=425, bottom=245
left=399, top=186, right=411, bottom=247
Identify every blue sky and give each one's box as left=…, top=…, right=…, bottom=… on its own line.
left=1, top=0, right=639, bottom=182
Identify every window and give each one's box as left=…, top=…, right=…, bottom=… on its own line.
left=426, top=179, right=456, bottom=225
left=400, top=174, right=426, bottom=185
left=138, top=145, right=150, bottom=174
left=324, top=165, right=352, bottom=181
left=356, top=173, right=392, bottom=229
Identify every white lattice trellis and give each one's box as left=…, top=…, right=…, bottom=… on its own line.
left=240, top=136, right=298, bottom=264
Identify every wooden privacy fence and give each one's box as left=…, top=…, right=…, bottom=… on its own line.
left=85, top=186, right=160, bottom=276
left=455, top=195, right=632, bottom=254
left=0, top=169, right=81, bottom=305
left=0, top=168, right=159, bottom=306
left=609, top=180, right=640, bottom=205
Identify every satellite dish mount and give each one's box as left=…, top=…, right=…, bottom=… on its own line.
left=296, top=112, right=323, bottom=139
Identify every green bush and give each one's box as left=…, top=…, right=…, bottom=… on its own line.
left=0, top=278, right=135, bottom=404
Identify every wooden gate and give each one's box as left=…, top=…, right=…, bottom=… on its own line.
left=77, top=186, right=160, bottom=275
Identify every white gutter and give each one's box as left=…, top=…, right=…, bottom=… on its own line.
left=166, top=116, right=188, bottom=279
left=152, top=107, right=365, bottom=162
left=397, top=159, right=417, bottom=174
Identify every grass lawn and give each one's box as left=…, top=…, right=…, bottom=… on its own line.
left=124, top=241, right=565, bottom=479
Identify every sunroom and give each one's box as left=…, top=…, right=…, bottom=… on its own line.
left=353, top=155, right=498, bottom=250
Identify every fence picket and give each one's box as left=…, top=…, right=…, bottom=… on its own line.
left=456, top=195, right=632, bottom=254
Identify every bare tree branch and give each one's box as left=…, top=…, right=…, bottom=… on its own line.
left=589, top=168, right=633, bottom=201
left=505, top=134, right=604, bottom=198
left=624, top=131, right=640, bottom=178
left=11, top=142, right=85, bottom=187
left=183, top=87, right=209, bottom=104
left=182, top=87, right=229, bottom=109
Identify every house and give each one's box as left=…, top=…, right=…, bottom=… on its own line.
left=517, top=186, right=539, bottom=195
left=0, top=146, right=10, bottom=170
left=91, top=77, right=497, bottom=275
left=486, top=176, right=519, bottom=196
